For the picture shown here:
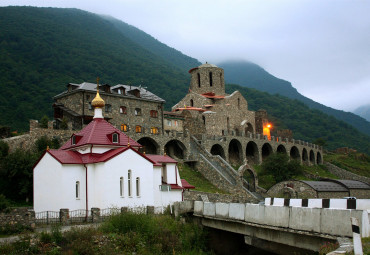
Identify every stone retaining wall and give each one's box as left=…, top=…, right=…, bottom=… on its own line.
left=183, top=190, right=255, bottom=203
left=0, top=207, right=35, bottom=230
left=325, top=162, right=370, bottom=184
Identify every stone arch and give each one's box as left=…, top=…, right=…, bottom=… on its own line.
left=246, top=141, right=259, bottom=164
left=137, top=137, right=160, bottom=155
left=245, top=123, right=254, bottom=134
left=290, top=146, right=300, bottom=161
left=317, top=151, right=323, bottom=164
left=238, top=164, right=258, bottom=192
left=309, top=150, right=315, bottom=164
left=228, top=139, right=242, bottom=166
left=164, top=139, right=187, bottom=159
left=210, top=144, right=225, bottom=159
left=262, top=143, right=273, bottom=160
left=302, top=148, right=308, bottom=164
left=276, top=144, right=287, bottom=154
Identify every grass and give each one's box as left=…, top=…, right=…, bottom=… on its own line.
left=325, top=152, right=370, bottom=178
left=178, top=163, right=228, bottom=194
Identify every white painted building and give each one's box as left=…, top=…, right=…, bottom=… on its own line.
left=33, top=85, right=194, bottom=213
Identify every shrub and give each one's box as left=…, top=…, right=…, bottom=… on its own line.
left=261, top=153, right=303, bottom=183
left=39, top=115, right=49, bottom=128
left=0, top=194, right=10, bottom=212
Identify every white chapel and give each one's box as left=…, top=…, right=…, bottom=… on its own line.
left=33, top=83, right=194, bottom=213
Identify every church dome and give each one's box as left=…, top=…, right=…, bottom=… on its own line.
left=91, top=90, right=105, bottom=108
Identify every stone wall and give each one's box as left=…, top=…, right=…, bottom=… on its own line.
left=324, top=162, right=370, bottom=184
left=318, top=191, right=349, bottom=198
left=184, top=190, right=255, bottom=203
left=267, top=180, right=318, bottom=198
left=0, top=207, right=35, bottom=230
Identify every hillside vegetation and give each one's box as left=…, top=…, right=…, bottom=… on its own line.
left=220, top=61, right=370, bottom=137
left=0, top=6, right=369, bottom=153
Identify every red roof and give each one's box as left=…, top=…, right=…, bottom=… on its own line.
left=170, top=184, right=184, bottom=190
left=47, top=147, right=156, bottom=165
left=181, top=179, right=195, bottom=189
left=174, top=107, right=205, bottom=112
left=201, top=92, right=225, bottom=99
left=146, top=154, right=177, bottom=166
left=60, top=118, right=141, bottom=150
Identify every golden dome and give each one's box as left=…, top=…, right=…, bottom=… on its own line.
left=91, top=90, right=105, bottom=108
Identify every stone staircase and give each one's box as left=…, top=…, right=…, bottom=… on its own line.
left=190, top=136, right=261, bottom=201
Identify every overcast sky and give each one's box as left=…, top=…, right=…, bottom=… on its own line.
left=1, top=0, right=370, bottom=112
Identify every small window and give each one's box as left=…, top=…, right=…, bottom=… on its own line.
left=202, top=116, right=206, bottom=125
left=112, top=133, right=119, bottom=143
left=190, top=99, right=194, bottom=107
left=167, top=120, right=172, bottom=126
left=135, top=108, right=141, bottom=116
left=128, top=170, right=132, bottom=197
left=120, top=177, right=124, bottom=197
left=174, top=120, right=178, bottom=127
left=118, top=88, right=123, bottom=95
left=105, top=104, right=112, bottom=112
left=238, top=98, right=240, bottom=109
left=209, top=72, right=213, bottom=87
left=121, top=124, right=128, bottom=132
left=120, top=106, right=127, bottom=114
left=135, top=125, right=142, bottom=133
left=150, top=127, right=158, bottom=134
left=136, top=177, right=140, bottom=197
left=72, top=135, right=76, bottom=145
left=150, top=110, right=158, bottom=118
left=86, top=95, right=90, bottom=100
left=197, top=73, right=201, bottom=88
left=76, top=181, right=80, bottom=199
left=88, top=102, right=93, bottom=110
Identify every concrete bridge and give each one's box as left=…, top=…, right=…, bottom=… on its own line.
left=175, top=200, right=369, bottom=254
left=129, top=130, right=323, bottom=166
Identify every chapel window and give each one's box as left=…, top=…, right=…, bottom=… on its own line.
left=150, top=110, right=158, bottom=118
left=128, top=170, right=132, bottom=197
left=238, top=98, right=240, bottom=109
left=120, top=177, right=124, bottom=197
left=197, top=73, right=201, bottom=88
left=105, top=104, right=112, bottom=113
left=72, top=135, right=76, bottom=145
left=120, top=106, right=127, bottom=114
left=135, top=125, right=142, bottom=133
left=76, top=181, right=80, bottom=199
left=135, top=108, right=141, bottom=116
left=112, top=133, right=119, bottom=143
left=202, top=116, right=206, bottom=125
left=136, top=177, right=140, bottom=197
left=209, top=72, right=213, bottom=87
left=121, top=124, right=128, bottom=132
left=190, top=99, right=194, bottom=107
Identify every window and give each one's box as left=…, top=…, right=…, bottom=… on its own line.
left=120, top=106, right=127, bottom=114
left=136, top=177, right=140, bottom=197
left=112, top=133, right=118, bottom=143
left=220, top=73, right=223, bottom=86
left=88, top=102, right=93, bottom=110
left=120, top=177, right=124, bottom=197
left=150, top=110, right=158, bottom=118
left=209, top=72, right=213, bottom=87
left=135, top=125, right=142, bottom=133
left=135, top=108, right=141, bottom=116
left=174, top=120, right=178, bottom=127
left=128, top=170, right=132, bottom=197
left=167, top=120, right=172, bottom=126
left=150, top=127, right=158, bottom=134
left=238, top=98, right=240, bottom=109
left=190, top=99, right=194, bottom=107
left=197, top=73, right=201, bottom=87
left=86, top=95, right=90, bottom=100
left=121, top=124, right=128, bottom=132
left=72, top=135, right=76, bottom=145
left=105, top=104, right=112, bottom=112
left=76, top=181, right=80, bottom=199
left=117, top=88, right=124, bottom=95
left=202, top=116, right=206, bottom=125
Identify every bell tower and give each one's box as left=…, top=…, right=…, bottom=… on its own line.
left=188, top=63, right=225, bottom=95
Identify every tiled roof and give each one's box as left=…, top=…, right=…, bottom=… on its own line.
left=181, top=179, right=195, bottom=189
left=333, top=180, right=370, bottom=190
left=170, top=184, right=184, bottom=190
left=301, top=181, right=348, bottom=192
left=60, top=118, right=141, bottom=150
left=146, top=154, right=177, bottom=166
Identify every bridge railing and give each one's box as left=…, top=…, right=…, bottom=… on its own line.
left=193, top=201, right=370, bottom=238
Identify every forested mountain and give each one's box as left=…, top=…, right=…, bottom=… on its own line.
left=354, top=104, right=370, bottom=122
left=0, top=6, right=369, bottom=153
left=219, top=61, right=370, bottom=137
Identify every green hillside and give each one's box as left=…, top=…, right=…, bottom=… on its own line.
left=220, top=61, right=370, bottom=137
left=0, top=6, right=190, bottom=131
left=226, top=84, right=370, bottom=154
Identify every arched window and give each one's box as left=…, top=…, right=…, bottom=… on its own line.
left=197, top=73, right=201, bottom=88
left=120, top=106, right=127, bottom=114
left=150, top=127, right=158, bottom=134
left=112, top=133, right=118, bottom=143
left=135, top=125, right=142, bottom=133
left=120, top=177, right=124, bottom=197
left=76, top=181, right=80, bottom=199
left=128, top=170, right=132, bottom=197
left=190, top=99, right=194, bottom=107
left=121, top=124, right=128, bottom=132
left=136, top=177, right=140, bottom=197
left=209, top=72, right=213, bottom=87
left=135, top=108, right=141, bottom=116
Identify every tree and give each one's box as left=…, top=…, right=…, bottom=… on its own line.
left=261, top=153, right=302, bottom=183
left=0, top=140, right=9, bottom=158
left=313, top=137, right=326, bottom=147
left=35, top=135, right=61, bottom=155
left=39, top=115, right=49, bottom=128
